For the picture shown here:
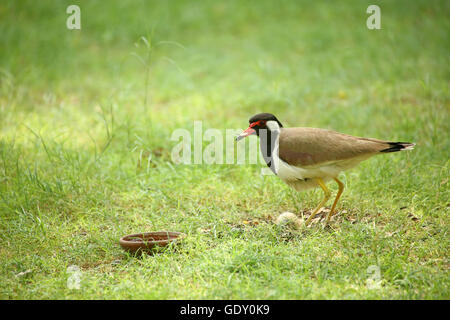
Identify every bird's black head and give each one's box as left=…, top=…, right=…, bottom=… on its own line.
left=249, top=113, right=283, bottom=129
left=236, top=113, right=283, bottom=141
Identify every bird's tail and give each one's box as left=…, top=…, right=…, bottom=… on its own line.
left=380, top=142, right=416, bottom=153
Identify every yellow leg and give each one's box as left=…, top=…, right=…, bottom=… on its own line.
left=304, top=178, right=331, bottom=226
left=325, top=177, right=344, bottom=224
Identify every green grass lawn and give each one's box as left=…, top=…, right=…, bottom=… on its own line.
left=0, top=0, right=449, bottom=299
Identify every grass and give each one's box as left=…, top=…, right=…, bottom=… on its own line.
left=0, top=0, right=449, bottom=299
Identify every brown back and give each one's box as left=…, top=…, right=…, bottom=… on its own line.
left=278, top=127, right=390, bottom=167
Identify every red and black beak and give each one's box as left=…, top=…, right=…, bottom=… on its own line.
left=236, top=121, right=261, bottom=141
left=236, top=127, right=256, bottom=141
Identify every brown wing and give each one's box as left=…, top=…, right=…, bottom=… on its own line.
left=278, top=127, right=391, bottom=167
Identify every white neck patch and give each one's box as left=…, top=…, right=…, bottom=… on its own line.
left=266, top=120, right=280, bottom=131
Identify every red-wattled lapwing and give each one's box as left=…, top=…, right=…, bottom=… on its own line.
left=236, top=113, right=415, bottom=226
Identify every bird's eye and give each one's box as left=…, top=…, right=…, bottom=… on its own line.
left=250, top=120, right=266, bottom=127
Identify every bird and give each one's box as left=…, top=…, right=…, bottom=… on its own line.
left=236, top=113, right=415, bottom=226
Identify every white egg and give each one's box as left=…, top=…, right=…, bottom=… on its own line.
left=275, top=212, right=302, bottom=228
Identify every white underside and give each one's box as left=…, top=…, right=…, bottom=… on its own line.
left=273, top=155, right=370, bottom=191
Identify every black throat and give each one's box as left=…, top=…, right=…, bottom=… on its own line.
left=259, top=128, right=279, bottom=174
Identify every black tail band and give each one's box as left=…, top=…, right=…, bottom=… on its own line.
left=380, top=142, right=415, bottom=153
